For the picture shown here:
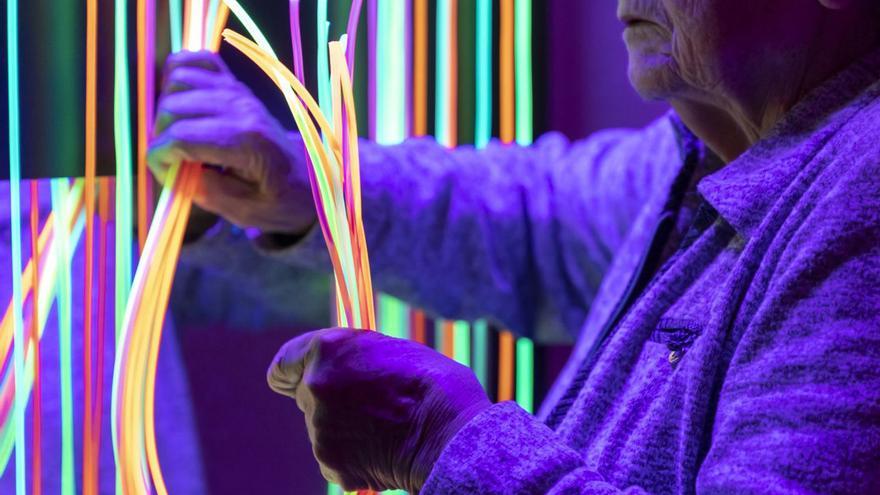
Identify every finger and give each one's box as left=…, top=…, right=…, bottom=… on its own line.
left=148, top=117, right=247, bottom=172
left=160, top=66, right=239, bottom=97
left=267, top=330, right=326, bottom=398
left=163, top=50, right=230, bottom=76
left=154, top=89, right=238, bottom=136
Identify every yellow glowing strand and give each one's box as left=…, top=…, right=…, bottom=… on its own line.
left=221, top=9, right=374, bottom=330
left=221, top=32, right=363, bottom=311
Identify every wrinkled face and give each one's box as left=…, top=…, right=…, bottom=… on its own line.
left=618, top=0, right=815, bottom=102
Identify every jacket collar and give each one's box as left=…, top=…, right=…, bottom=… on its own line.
left=693, top=47, right=880, bottom=239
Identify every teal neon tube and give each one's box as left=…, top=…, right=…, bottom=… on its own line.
left=6, top=0, right=26, bottom=491
left=475, top=0, right=493, bottom=148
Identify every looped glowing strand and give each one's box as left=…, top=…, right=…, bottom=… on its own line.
left=221, top=0, right=374, bottom=330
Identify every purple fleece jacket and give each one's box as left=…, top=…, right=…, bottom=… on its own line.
left=261, top=49, right=880, bottom=494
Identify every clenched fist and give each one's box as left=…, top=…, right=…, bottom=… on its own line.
left=267, top=328, right=491, bottom=492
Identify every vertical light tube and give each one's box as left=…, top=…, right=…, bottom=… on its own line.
left=6, top=0, right=26, bottom=491
left=496, top=0, right=517, bottom=404
left=472, top=320, right=490, bottom=391
left=29, top=183, right=42, bottom=495
left=169, top=0, right=183, bottom=53
left=471, top=0, right=493, bottom=392
left=83, top=0, right=99, bottom=488
left=317, top=0, right=332, bottom=122
left=51, top=180, right=76, bottom=495
left=375, top=0, right=410, bottom=343
left=514, top=0, right=535, bottom=413
left=514, top=0, right=533, bottom=145
left=115, top=0, right=134, bottom=336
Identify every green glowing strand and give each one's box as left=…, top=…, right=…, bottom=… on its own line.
left=515, top=337, right=535, bottom=413
left=0, top=184, right=86, bottom=476
left=514, top=0, right=533, bottom=146
left=375, top=1, right=409, bottom=343
left=205, top=0, right=221, bottom=46
left=434, top=0, right=453, bottom=147
left=453, top=321, right=471, bottom=367
left=50, top=180, right=76, bottom=495
left=471, top=320, right=490, bottom=390
left=317, top=0, right=332, bottom=122
left=375, top=0, right=406, bottom=145
left=475, top=0, right=492, bottom=148
left=6, top=0, right=26, bottom=491
left=114, top=0, right=134, bottom=336
left=514, top=0, right=535, bottom=412
left=470, top=0, right=493, bottom=393
left=169, top=0, right=183, bottom=53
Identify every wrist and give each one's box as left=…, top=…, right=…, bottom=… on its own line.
left=406, top=396, right=491, bottom=492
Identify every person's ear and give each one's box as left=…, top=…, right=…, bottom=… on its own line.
left=817, top=0, right=854, bottom=10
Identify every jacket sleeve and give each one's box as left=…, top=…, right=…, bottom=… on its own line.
left=256, top=115, right=679, bottom=340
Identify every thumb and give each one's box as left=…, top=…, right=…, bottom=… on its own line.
left=267, top=330, right=326, bottom=398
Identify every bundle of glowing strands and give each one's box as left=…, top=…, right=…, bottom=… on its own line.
left=110, top=1, right=230, bottom=493
left=222, top=0, right=376, bottom=332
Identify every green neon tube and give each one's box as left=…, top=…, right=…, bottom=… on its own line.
left=472, top=320, right=490, bottom=390
left=0, top=185, right=86, bottom=476
left=6, top=0, right=26, bottom=491
left=375, top=0, right=406, bottom=145
left=50, top=180, right=76, bottom=495
left=514, top=0, right=533, bottom=146
left=374, top=1, right=409, bottom=344
left=317, top=0, right=332, bottom=120
left=474, top=0, right=492, bottom=148
left=515, top=337, right=535, bottom=413
left=434, top=0, right=452, bottom=147
left=453, top=321, right=471, bottom=367
left=115, top=0, right=134, bottom=336
left=514, top=0, right=535, bottom=412
left=471, top=0, right=493, bottom=392
left=169, top=0, right=183, bottom=53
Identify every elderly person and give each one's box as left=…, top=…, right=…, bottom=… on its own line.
left=150, top=0, right=880, bottom=493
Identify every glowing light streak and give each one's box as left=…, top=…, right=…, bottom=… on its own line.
left=6, top=0, right=27, bottom=490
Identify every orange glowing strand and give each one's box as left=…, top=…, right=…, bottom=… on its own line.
left=497, top=0, right=517, bottom=403
left=330, top=42, right=375, bottom=330
left=29, top=182, right=42, bottom=495
left=209, top=4, right=230, bottom=53
left=83, top=0, right=99, bottom=489
left=143, top=167, right=200, bottom=495
left=498, top=331, right=515, bottom=401
left=413, top=0, right=428, bottom=137
left=500, top=0, right=515, bottom=144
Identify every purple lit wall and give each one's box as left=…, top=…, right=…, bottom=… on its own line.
left=542, top=0, right=668, bottom=139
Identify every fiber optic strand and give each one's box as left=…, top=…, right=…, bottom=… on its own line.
left=513, top=0, right=535, bottom=414
left=110, top=1, right=229, bottom=493
left=497, top=0, right=517, bottom=404
left=6, top=0, right=27, bottom=491
left=222, top=12, right=381, bottom=488
left=82, top=0, right=100, bottom=490
left=29, top=182, right=42, bottom=495
left=223, top=0, right=375, bottom=334
left=51, top=178, right=76, bottom=495
left=0, top=183, right=87, bottom=477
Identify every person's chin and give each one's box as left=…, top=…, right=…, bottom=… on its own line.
left=627, top=55, right=682, bottom=102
